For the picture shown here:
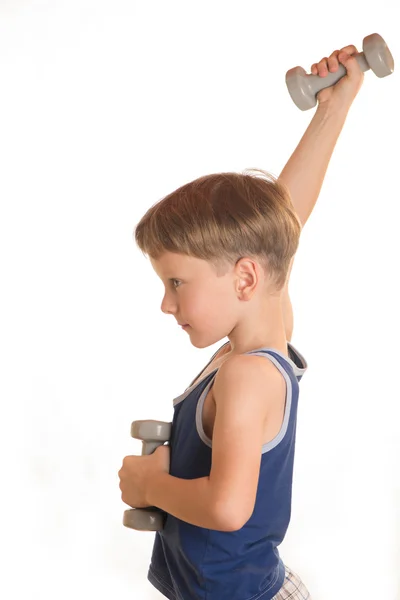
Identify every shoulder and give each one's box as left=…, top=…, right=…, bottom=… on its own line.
left=213, top=353, right=285, bottom=409
left=217, top=352, right=284, bottom=381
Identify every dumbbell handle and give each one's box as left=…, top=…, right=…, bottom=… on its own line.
left=309, top=52, right=369, bottom=96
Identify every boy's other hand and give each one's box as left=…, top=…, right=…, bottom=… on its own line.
left=118, top=444, right=170, bottom=508
left=311, top=45, right=364, bottom=110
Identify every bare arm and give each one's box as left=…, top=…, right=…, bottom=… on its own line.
left=278, top=46, right=363, bottom=231
left=278, top=103, right=349, bottom=229
left=146, top=473, right=224, bottom=530
left=278, top=104, right=350, bottom=341
left=277, top=47, right=364, bottom=330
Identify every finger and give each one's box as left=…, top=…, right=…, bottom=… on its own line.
left=317, top=56, right=329, bottom=76
left=327, top=49, right=340, bottom=72
left=339, top=44, right=358, bottom=56
left=312, top=43, right=359, bottom=75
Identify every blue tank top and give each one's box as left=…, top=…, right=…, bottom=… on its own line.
left=147, top=340, right=308, bottom=600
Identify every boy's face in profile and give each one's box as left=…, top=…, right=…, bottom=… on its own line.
left=150, top=251, right=240, bottom=348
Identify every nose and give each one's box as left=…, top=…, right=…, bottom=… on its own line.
left=160, top=292, right=178, bottom=316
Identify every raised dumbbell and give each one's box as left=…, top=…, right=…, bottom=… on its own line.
left=286, top=33, right=394, bottom=111
left=122, top=419, right=172, bottom=531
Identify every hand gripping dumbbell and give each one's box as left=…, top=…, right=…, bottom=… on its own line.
left=286, top=33, right=394, bottom=111
left=122, top=419, right=172, bottom=531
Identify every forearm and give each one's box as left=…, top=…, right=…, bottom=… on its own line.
left=278, top=103, right=350, bottom=227
left=147, top=473, right=226, bottom=530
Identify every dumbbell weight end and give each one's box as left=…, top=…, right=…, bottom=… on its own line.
left=123, top=505, right=167, bottom=531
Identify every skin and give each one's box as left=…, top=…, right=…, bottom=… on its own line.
left=150, top=251, right=288, bottom=358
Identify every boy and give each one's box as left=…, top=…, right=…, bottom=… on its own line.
left=118, top=45, right=364, bottom=599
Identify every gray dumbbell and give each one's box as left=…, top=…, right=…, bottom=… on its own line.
left=286, top=33, right=394, bottom=111
left=122, top=419, right=172, bottom=531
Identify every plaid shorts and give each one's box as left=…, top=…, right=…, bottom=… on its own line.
left=272, top=565, right=312, bottom=599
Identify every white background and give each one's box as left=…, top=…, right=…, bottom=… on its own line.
left=0, top=1, right=399, bottom=598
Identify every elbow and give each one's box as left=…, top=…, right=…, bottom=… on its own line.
left=224, top=514, right=250, bottom=532
left=214, top=502, right=251, bottom=532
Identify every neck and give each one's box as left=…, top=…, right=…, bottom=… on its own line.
left=227, top=296, right=287, bottom=356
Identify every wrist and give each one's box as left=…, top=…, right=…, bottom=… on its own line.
left=315, top=99, right=352, bottom=123
left=146, top=470, right=166, bottom=507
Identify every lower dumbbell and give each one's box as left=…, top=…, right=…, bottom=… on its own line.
left=122, top=419, right=172, bottom=531
left=286, top=33, right=394, bottom=111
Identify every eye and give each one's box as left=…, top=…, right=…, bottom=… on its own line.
left=171, top=279, right=182, bottom=289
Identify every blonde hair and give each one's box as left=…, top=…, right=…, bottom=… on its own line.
left=133, top=168, right=302, bottom=292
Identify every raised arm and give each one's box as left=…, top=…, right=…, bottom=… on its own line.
left=277, top=46, right=364, bottom=340
left=279, top=46, right=364, bottom=228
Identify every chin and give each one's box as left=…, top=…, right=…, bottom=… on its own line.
left=189, top=335, right=225, bottom=350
